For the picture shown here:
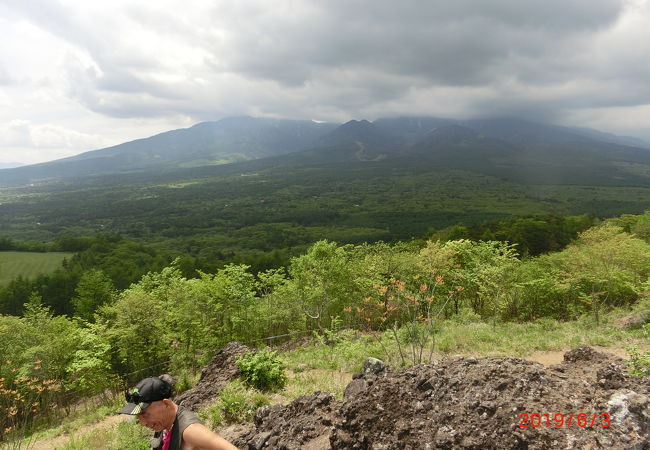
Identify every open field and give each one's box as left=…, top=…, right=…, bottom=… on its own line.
left=0, top=251, right=72, bottom=285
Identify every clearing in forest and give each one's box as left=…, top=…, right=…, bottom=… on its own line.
left=0, top=251, right=72, bottom=285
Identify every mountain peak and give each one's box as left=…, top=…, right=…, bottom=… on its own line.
left=339, top=119, right=373, bottom=129
left=316, top=119, right=400, bottom=149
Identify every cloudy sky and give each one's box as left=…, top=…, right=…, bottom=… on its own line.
left=1, top=0, right=650, bottom=165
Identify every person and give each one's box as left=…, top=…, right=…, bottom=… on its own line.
left=119, top=376, right=237, bottom=450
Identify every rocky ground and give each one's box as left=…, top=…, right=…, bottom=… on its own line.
left=174, top=341, right=250, bottom=410
left=206, top=346, right=648, bottom=449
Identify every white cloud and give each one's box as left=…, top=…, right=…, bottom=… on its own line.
left=0, top=120, right=111, bottom=163
left=0, top=120, right=33, bottom=147
left=29, top=123, right=107, bottom=149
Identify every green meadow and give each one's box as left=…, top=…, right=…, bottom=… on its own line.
left=0, top=251, right=72, bottom=285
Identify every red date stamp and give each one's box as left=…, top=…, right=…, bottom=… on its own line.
left=519, top=412, right=611, bottom=428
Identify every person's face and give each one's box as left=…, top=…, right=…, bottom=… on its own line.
left=137, top=400, right=170, bottom=432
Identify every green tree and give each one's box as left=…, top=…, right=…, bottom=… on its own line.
left=288, top=240, right=355, bottom=331
left=443, top=239, right=519, bottom=317
left=72, top=269, right=116, bottom=321
left=547, top=223, right=650, bottom=323
left=99, top=287, right=170, bottom=376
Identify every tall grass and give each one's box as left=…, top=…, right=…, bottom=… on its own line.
left=282, top=310, right=648, bottom=374
left=55, top=421, right=150, bottom=450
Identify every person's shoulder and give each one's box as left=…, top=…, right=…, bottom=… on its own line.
left=181, top=422, right=239, bottom=450
left=177, top=405, right=201, bottom=424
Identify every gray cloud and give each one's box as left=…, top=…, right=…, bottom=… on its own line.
left=1, top=0, right=649, bottom=146
left=210, top=0, right=623, bottom=87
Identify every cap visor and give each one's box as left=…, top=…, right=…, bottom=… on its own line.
left=117, top=402, right=150, bottom=415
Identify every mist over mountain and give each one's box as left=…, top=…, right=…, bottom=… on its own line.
left=0, top=117, right=336, bottom=186
left=1, top=115, right=649, bottom=187
left=0, top=162, right=25, bottom=169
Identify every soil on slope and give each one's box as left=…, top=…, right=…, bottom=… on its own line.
left=174, top=342, right=250, bottom=410
left=228, top=346, right=649, bottom=449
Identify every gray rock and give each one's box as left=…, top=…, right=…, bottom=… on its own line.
left=362, top=357, right=387, bottom=376
left=251, top=431, right=273, bottom=450
left=344, top=379, right=368, bottom=399
left=608, top=390, right=650, bottom=436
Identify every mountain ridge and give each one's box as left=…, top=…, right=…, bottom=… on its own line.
left=1, top=115, right=649, bottom=187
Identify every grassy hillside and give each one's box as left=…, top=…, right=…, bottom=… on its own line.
left=18, top=310, right=650, bottom=449
left=0, top=251, right=72, bottom=285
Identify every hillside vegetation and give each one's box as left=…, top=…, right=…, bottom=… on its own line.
left=1, top=212, right=650, bottom=445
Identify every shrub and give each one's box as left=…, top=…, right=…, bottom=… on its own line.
left=198, top=381, right=270, bottom=427
left=175, top=369, right=199, bottom=395
left=236, top=351, right=287, bottom=391
left=220, top=389, right=250, bottom=423
left=201, top=403, right=223, bottom=428
left=627, top=345, right=650, bottom=376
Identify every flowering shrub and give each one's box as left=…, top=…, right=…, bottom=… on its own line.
left=0, top=359, right=61, bottom=440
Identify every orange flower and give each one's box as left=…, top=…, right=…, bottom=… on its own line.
left=419, top=284, right=428, bottom=292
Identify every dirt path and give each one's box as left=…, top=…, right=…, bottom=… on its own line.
left=526, top=345, right=632, bottom=366
left=26, top=414, right=129, bottom=450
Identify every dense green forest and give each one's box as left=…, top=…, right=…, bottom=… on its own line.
left=1, top=211, right=650, bottom=440
left=2, top=160, right=649, bottom=260
left=0, top=213, right=599, bottom=316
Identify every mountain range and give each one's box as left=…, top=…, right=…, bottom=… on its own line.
left=2, top=115, right=650, bottom=256
left=1, top=116, right=650, bottom=187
